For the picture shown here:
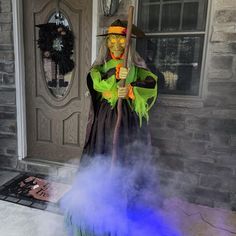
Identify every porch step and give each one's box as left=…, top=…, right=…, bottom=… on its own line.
left=17, top=158, right=78, bottom=183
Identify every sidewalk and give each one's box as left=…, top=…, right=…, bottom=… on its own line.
left=0, top=169, right=236, bottom=236
left=0, top=169, right=67, bottom=236
left=0, top=200, right=67, bottom=236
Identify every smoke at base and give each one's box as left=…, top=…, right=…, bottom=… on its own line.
left=60, top=143, right=181, bottom=236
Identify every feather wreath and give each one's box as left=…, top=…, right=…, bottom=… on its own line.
left=36, top=23, right=74, bottom=76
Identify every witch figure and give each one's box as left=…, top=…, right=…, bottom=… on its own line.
left=61, top=19, right=180, bottom=236
left=82, top=19, right=157, bottom=166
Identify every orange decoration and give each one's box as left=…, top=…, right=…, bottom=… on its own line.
left=108, top=26, right=127, bottom=35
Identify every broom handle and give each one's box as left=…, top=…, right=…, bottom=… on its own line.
left=111, top=6, right=134, bottom=170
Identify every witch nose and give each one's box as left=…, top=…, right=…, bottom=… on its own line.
left=114, top=42, right=121, bottom=49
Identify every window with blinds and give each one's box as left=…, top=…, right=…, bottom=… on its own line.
left=137, top=0, right=209, bottom=95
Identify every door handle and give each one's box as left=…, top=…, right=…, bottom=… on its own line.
left=85, top=91, right=90, bottom=97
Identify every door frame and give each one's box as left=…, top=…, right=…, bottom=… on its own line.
left=12, top=0, right=98, bottom=160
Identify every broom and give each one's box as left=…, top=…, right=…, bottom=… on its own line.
left=111, top=6, right=134, bottom=170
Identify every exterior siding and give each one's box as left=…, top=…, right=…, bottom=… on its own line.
left=0, top=0, right=17, bottom=169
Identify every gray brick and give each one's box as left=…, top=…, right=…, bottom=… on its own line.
left=189, top=195, right=214, bottom=208
left=211, top=32, right=236, bottom=43
left=205, top=94, right=236, bottom=107
left=213, top=25, right=235, bottom=34
left=175, top=172, right=199, bottom=185
left=231, top=135, right=236, bottom=147
left=0, top=154, right=17, bottom=168
left=6, top=148, right=16, bottom=155
left=193, top=131, right=210, bottom=141
left=0, top=111, right=16, bottom=119
left=0, top=119, right=16, bottom=133
left=208, top=82, right=236, bottom=96
left=157, top=154, right=184, bottom=171
left=0, top=136, right=17, bottom=150
left=0, top=12, right=12, bottom=23
left=222, top=119, right=236, bottom=135
left=231, top=193, right=236, bottom=203
left=212, top=109, right=236, bottom=120
left=0, top=44, right=13, bottom=50
left=152, top=138, right=182, bottom=155
left=150, top=128, right=176, bottom=140
left=214, top=155, right=236, bottom=167
left=179, top=140, right=206, bottom=155
left=0, top=30, right=12, bottom=44
left=211, top=42, right=236, bottom=54
left=0, top=23, right=12, bottom=31
left=215, top=10, right=236, bottom=24
left=0, top=90, right=15, bottom=105
left=166, top=120, right=185, bottom=131
left=199, top=175, right=236, bottom=191
left=184, top=160, right=233, bottom=176
left=232, top=204, right=236, bottom=211
left=0, top=105, right=16, bottom=112
left=209, top=134, right=231, bottom=146
left=216, top=0, right=236, bottom=8
left=207, top=146, right=232, bottom=156
left=156, top=168, right=175, bottom=179
left=208, top=69, right=233, bottom=80
left=231, top=43, right=236, bottom=53
left=214, top=201, right=233, bottom=210
left=195, top=188, right=230, bottom=202
left=0, top=62, right=14, bottom=73
left=186, top=117, right=236, bottom=135
left=176, top=130, right=194, bottom=140
left=0, top=51, right=14, bottom=61
left=211, top=55, right=233, bottom=70
left=2, top=73, right=14, bottom=85
left=170, top=113, right=186, bottom=122
left=0, top=0, right=12, bottom=13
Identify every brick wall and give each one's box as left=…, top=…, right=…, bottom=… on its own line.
left=0, top=0, right=17, bottom=169
left=98, top=0, right=236, bottom=210
left=152, top=0, right=236, bottom=210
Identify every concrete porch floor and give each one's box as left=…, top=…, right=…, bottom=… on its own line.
left=0, top=169, right=236, bottom=236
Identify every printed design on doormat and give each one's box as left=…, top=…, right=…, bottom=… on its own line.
left=0, top=174, right=71, bottom=212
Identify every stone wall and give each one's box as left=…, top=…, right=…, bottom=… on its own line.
left=152, top=0, right=236, bottom=211
left=98, top=0, right=236, bottom=210
left=0, top=0, right=17, bottom=169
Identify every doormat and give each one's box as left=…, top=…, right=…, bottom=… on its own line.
left=0, top=173, right=71, bottom=214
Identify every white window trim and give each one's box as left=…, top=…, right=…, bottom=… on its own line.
left=12, top=0, right=98, bottom=160
left=135, top=0, right=213, bottom=107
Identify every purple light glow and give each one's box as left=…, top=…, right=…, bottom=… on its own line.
left=60, top=156, right=181, bottom=236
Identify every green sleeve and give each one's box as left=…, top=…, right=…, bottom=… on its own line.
left=90, top=66, right=118, bottom=107
left=132, top=67, right=158, bottom=126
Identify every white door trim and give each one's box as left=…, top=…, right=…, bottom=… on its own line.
left=12, top=0, right=98, bottom=160
left=12, top=0, right=27, bottom=160
left=92, top=0, right=98, bottom=63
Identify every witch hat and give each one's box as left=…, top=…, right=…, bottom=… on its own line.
left=97, top=19, right=145, bottom=38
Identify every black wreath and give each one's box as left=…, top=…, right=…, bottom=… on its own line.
left=36, top=23, right=74, bottom=76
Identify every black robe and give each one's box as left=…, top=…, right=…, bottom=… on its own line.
left=81, top=63, right=156, bottom=166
